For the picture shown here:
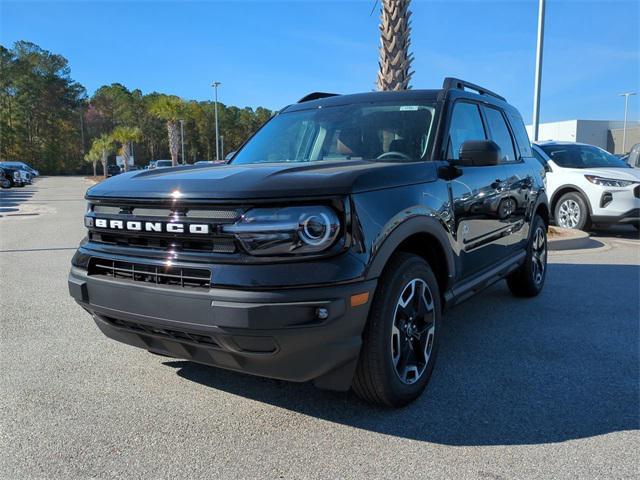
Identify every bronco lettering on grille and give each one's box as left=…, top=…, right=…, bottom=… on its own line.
left=93, top=218, right=210, bottom=234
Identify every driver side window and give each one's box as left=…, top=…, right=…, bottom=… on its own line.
left=446, top=102, right=487, bottom=160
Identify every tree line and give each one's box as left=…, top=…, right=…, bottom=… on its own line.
left=0, top=41, right=273, bottom=175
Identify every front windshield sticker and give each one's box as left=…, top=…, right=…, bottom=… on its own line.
left=399, top=106, right=420, bottom=111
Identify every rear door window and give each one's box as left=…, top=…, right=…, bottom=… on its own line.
left=483, top=107, right=517, bottom=163
left=506, top=111, right=533, bottom=158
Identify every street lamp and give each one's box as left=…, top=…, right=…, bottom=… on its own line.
left=179, top=119, right=185, bottom=165
left=531, top=0, right=546, bottom=141
left=619, top=92, right=637, bottom=154
left=212, top=81, right=221, bottom=161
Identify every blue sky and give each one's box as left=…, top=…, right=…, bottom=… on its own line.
left=1, top=0, right=638, bottom=123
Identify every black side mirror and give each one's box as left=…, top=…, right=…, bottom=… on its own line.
left=458, top=140, right=501, bottom=166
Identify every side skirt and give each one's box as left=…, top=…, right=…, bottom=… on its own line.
left=443, top=251, right=526, bottom=309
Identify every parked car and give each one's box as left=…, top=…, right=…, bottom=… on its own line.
left=153, top=160, right=173, bottom=169
left=0, top=161, right=39, bottom=177
left=0, top=166, right=15, bottom=188
left=106, top=164, right=121, bottom=177
left=69, top=77, right=549, bottom=407
left=620, top=143, right=640, bottom=169
left=0, top=166, right=28, bottom=187
left=194, top=160, right=225, bottom=166
left=532, top=141, right=640, bottom=231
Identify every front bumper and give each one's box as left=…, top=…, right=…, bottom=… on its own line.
left=68, top=266, right=376, bottom=390
left=591, top=208, right=640, bottom=226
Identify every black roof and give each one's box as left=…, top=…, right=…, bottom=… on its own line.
left=283, top=77, right=511, bottom=113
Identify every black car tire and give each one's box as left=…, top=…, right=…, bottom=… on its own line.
left=353, top=252, right=440, bottom=407
left=554, top=192, right=591, bottom=230
left=507, top=214, right=548, bottom=297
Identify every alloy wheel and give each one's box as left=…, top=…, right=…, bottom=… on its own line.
left=558, top=199, right=581, bottom=228
left=531, top=226, right=547, bottom=285
left=391, top=278, right=436, bottom=384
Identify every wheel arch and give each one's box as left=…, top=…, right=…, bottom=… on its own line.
left=365, top=216, right=455, bottom=299
left=550, top=185, right=593, bottom=217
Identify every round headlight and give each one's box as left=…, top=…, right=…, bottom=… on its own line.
left=300, top=213, right=333, bottom=246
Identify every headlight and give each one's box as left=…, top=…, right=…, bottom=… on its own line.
left=584, top=175, right=636, bottom=187
left=223, top=206, right=340, bottom=256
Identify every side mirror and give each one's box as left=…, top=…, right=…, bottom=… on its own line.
left=458, top=140, right=501, bottom=166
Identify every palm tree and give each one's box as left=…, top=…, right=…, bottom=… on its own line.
left=376, top=0, right=414, bottom=91
left=111, top=126, right=141, bottom=172
left=148, top=95, right=185, bottom=166
left=91, top=134, right=114, bottom=179
left=84, top=148, right=100, bottom=178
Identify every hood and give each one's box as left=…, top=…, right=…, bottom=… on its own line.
left=86, top=160, right=439, bottom=200
left=555, top=165, right=640, bottom=181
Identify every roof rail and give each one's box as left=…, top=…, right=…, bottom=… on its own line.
left=442, top=77, right=506, bottom=102
left=297, top=92, right=340, bottom=103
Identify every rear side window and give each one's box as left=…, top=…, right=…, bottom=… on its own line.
left=506, top=111, right=533, bottom=158
left=446, top=102, right=486, bottom=160
left=484, top=107, right=516, bottom=163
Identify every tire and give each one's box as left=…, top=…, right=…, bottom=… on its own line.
left=353, top=252, right=441, bottom=407
left=554, top=192, right=591, bottom=230
left=507, top=214, right=548, bottom=297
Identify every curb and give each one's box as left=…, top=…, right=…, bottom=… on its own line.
left=548, top=228, right=594, bottom=251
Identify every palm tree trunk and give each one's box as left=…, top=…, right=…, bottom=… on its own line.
left=102, top=150, right=108, bottom=179
left=376, top=0, right=414, bottom=91
left=93, top=161, right=97, bottom=178
left=122, top=143, right=130, bottom=173
left=167, top=120, right=179, bottom=166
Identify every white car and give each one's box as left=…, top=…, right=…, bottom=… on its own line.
left=532, top=142, right=640, bottom=231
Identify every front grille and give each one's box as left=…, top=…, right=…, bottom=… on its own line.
left=88, top=258, right=211, bottom=289
left=88, top=231, right=236, bottom=253
left=103, top=316, right=220, bottom=348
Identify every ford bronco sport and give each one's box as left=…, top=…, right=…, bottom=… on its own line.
left=69, top=78, right=549, bottom=407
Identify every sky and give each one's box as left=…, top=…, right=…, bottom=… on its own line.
left=1, top=0, right=638, bottom=124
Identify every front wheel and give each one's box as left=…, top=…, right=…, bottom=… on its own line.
left=507, top=214, right=548, bottom=297
left=353, top=253, right=440, bottom=407
left=555, top=192, right=591, bottom=230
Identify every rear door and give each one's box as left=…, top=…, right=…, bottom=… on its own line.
left=481, top=106, right=535, bottom=251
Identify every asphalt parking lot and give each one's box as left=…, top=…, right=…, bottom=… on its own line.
left=1, top=176, right=638, bottom=479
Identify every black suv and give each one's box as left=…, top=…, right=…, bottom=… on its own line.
left=69, top=78, right=549, bottom=407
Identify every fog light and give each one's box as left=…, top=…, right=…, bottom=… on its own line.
left=316, top=307, right=329, bottom=320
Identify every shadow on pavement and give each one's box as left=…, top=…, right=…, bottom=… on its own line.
left=165, top=263, right=639, bottom=446
left=0, top=186, right=37, bottom=213
left=590, top=225, right=639, bottom=240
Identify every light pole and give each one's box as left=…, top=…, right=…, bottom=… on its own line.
left=619, top=92, right=636, bottom=154
left=179, top=119, right=185, bottom=165
left=212, top=81, right=221, bottom=161
left=532, top=0, right=546, bottom=141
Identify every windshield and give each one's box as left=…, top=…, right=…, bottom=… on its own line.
left=540, top=144, right=630, bottom=169
left=231, top=102, right=437, bottom=165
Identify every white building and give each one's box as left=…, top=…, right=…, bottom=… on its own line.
left=526, top=120, right=640, bottom=153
